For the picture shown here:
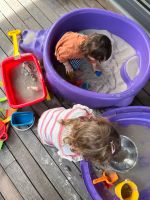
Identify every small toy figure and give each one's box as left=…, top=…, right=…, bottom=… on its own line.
left=22, top=62, right=32, bottom=76
left=30, top=73, right=37, bottom=82
left=22, top=62, right=37, bottom=81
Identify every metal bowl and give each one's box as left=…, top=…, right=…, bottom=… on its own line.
left=110, top=135, right=138, bottom=173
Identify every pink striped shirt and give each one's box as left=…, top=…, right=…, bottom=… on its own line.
left=38, top=104, right=94, bottom=162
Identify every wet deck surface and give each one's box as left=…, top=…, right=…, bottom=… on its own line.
left=0, top=0, right=150, bottom=199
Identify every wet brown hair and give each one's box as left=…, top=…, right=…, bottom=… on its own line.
left=61, top=116, right=121, bottom=165
left=80, top=33, right=112, bottom=62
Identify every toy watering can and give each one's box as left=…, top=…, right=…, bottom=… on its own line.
left=93, top=171, right=118, bottom=185
left=115, top=179, right=139, bottom=200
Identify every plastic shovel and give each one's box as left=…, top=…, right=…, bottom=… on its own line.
left=93, top=171, right=118, bottom=185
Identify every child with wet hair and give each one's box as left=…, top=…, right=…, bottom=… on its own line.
left=55, top=32, right=112, bottom=74
left=38, top=104, right=121, bottom=165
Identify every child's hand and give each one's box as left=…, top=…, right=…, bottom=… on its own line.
left=66, top=65, right=73, bottom=74
left=64, top=62, right=73, bottom=74
left=91, top=62, right=97, bottom=72
left=91, top=61, right=101, bottom=72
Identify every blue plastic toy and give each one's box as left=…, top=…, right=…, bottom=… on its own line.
left=95, top=71, right=102, bottom=77
left=11, top=111, right=34, bottom=127
left=81, top=82, right=90, bottom=90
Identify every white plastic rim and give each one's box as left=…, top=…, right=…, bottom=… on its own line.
left=11, top=117, right=35, bottom=132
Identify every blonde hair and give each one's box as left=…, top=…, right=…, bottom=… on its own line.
left=61, top=116, right=121, bottom=164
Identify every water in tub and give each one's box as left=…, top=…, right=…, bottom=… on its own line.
left=93, top=124, right=150, bottom=197
left=64, top=29, right=139, bottom=94
left=10, top=61, right=43, bottom=104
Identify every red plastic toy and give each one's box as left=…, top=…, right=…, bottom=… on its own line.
left=1, top=30, right=47, bottom=108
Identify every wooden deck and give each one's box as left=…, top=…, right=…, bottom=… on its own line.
left=0, top=0, right=150, bottom=199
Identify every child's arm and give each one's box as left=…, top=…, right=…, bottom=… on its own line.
left=73, top=104, right=94, bottom=116
left=57, top=144, right=83, bottom=162
left=63, top=61, right=73, bottom=74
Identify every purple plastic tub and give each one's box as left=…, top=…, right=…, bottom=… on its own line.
left=80, top=106, right=150, bottom=200
left=19, top=8, right=150, bottom=108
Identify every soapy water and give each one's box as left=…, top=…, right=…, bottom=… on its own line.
left=10, top=61, right=43, bottom=104
left=93, top=125, right=150, bottom=196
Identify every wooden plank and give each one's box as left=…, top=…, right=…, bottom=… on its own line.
left=5, top=160, right=42, bottom=200
left=18, top=0, right=52, bottom=28
left=0, top=145, right=42, bottom=200
left=44, top=144, right=90, bottom=200
left=30, top=102, right=90, bottom=200
left=0, top=0, right=27, bottom=30
left=136, top=90, right=150, bottom=106
left=96, top=0, right=122, bottom=13
left=143, top=81, right=150, bottom=95
left=2, top=93, right=81, bottom=199
left=131, top=97, right=143, bottom=106
left=0, top=30, right=13, bottom=56
left=58, top=0, right=103, bottom=12
left=44, top=96, right=63, bottom=109
left=57, top=0, right=78, bottom=11
left=70, top=0, right=89, bottom=8
left=81, top=0, right=103, bottom=8
left=10, top=111, right=83, bottom=200
left=69, top=0, right=103, bottom=9
left=0, top=81, right=61, bottom=200
left=4, top=0, right=42, bottom=30
left=71, top=0, right=89, bottom=8
left=31, top=0, right=61, bottom=23
left=6, top=128, right=62, bottom=200
left=4, top=0, right=31, bottom=21
left=0, top=88, right=48, bottom=200
left=24, top=17, right=41, bottom=30
left=0, top=12, right=14, bottom=35
left=0, top=165, right=23, bottom=200
left=40, top=0, right=67, bottom=17
left=0, top=193, right=5, bottom=200
left=0, top=145, right=15, bottom=169
left=0, top=87, right=8, bottom=112
left=0, top=48, right=7, bottom=62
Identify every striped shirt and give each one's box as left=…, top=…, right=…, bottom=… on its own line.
left=38, top=104, right=94, bottom=162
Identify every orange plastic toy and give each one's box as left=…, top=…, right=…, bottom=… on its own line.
left=93, top=171, right=119, bottom=185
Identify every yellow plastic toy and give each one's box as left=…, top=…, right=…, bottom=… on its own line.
left=115, top=179, right=139, bottom=200
left=8, top=29, right=21, bottom=58
left=93, top=171, right=118, bottom=185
